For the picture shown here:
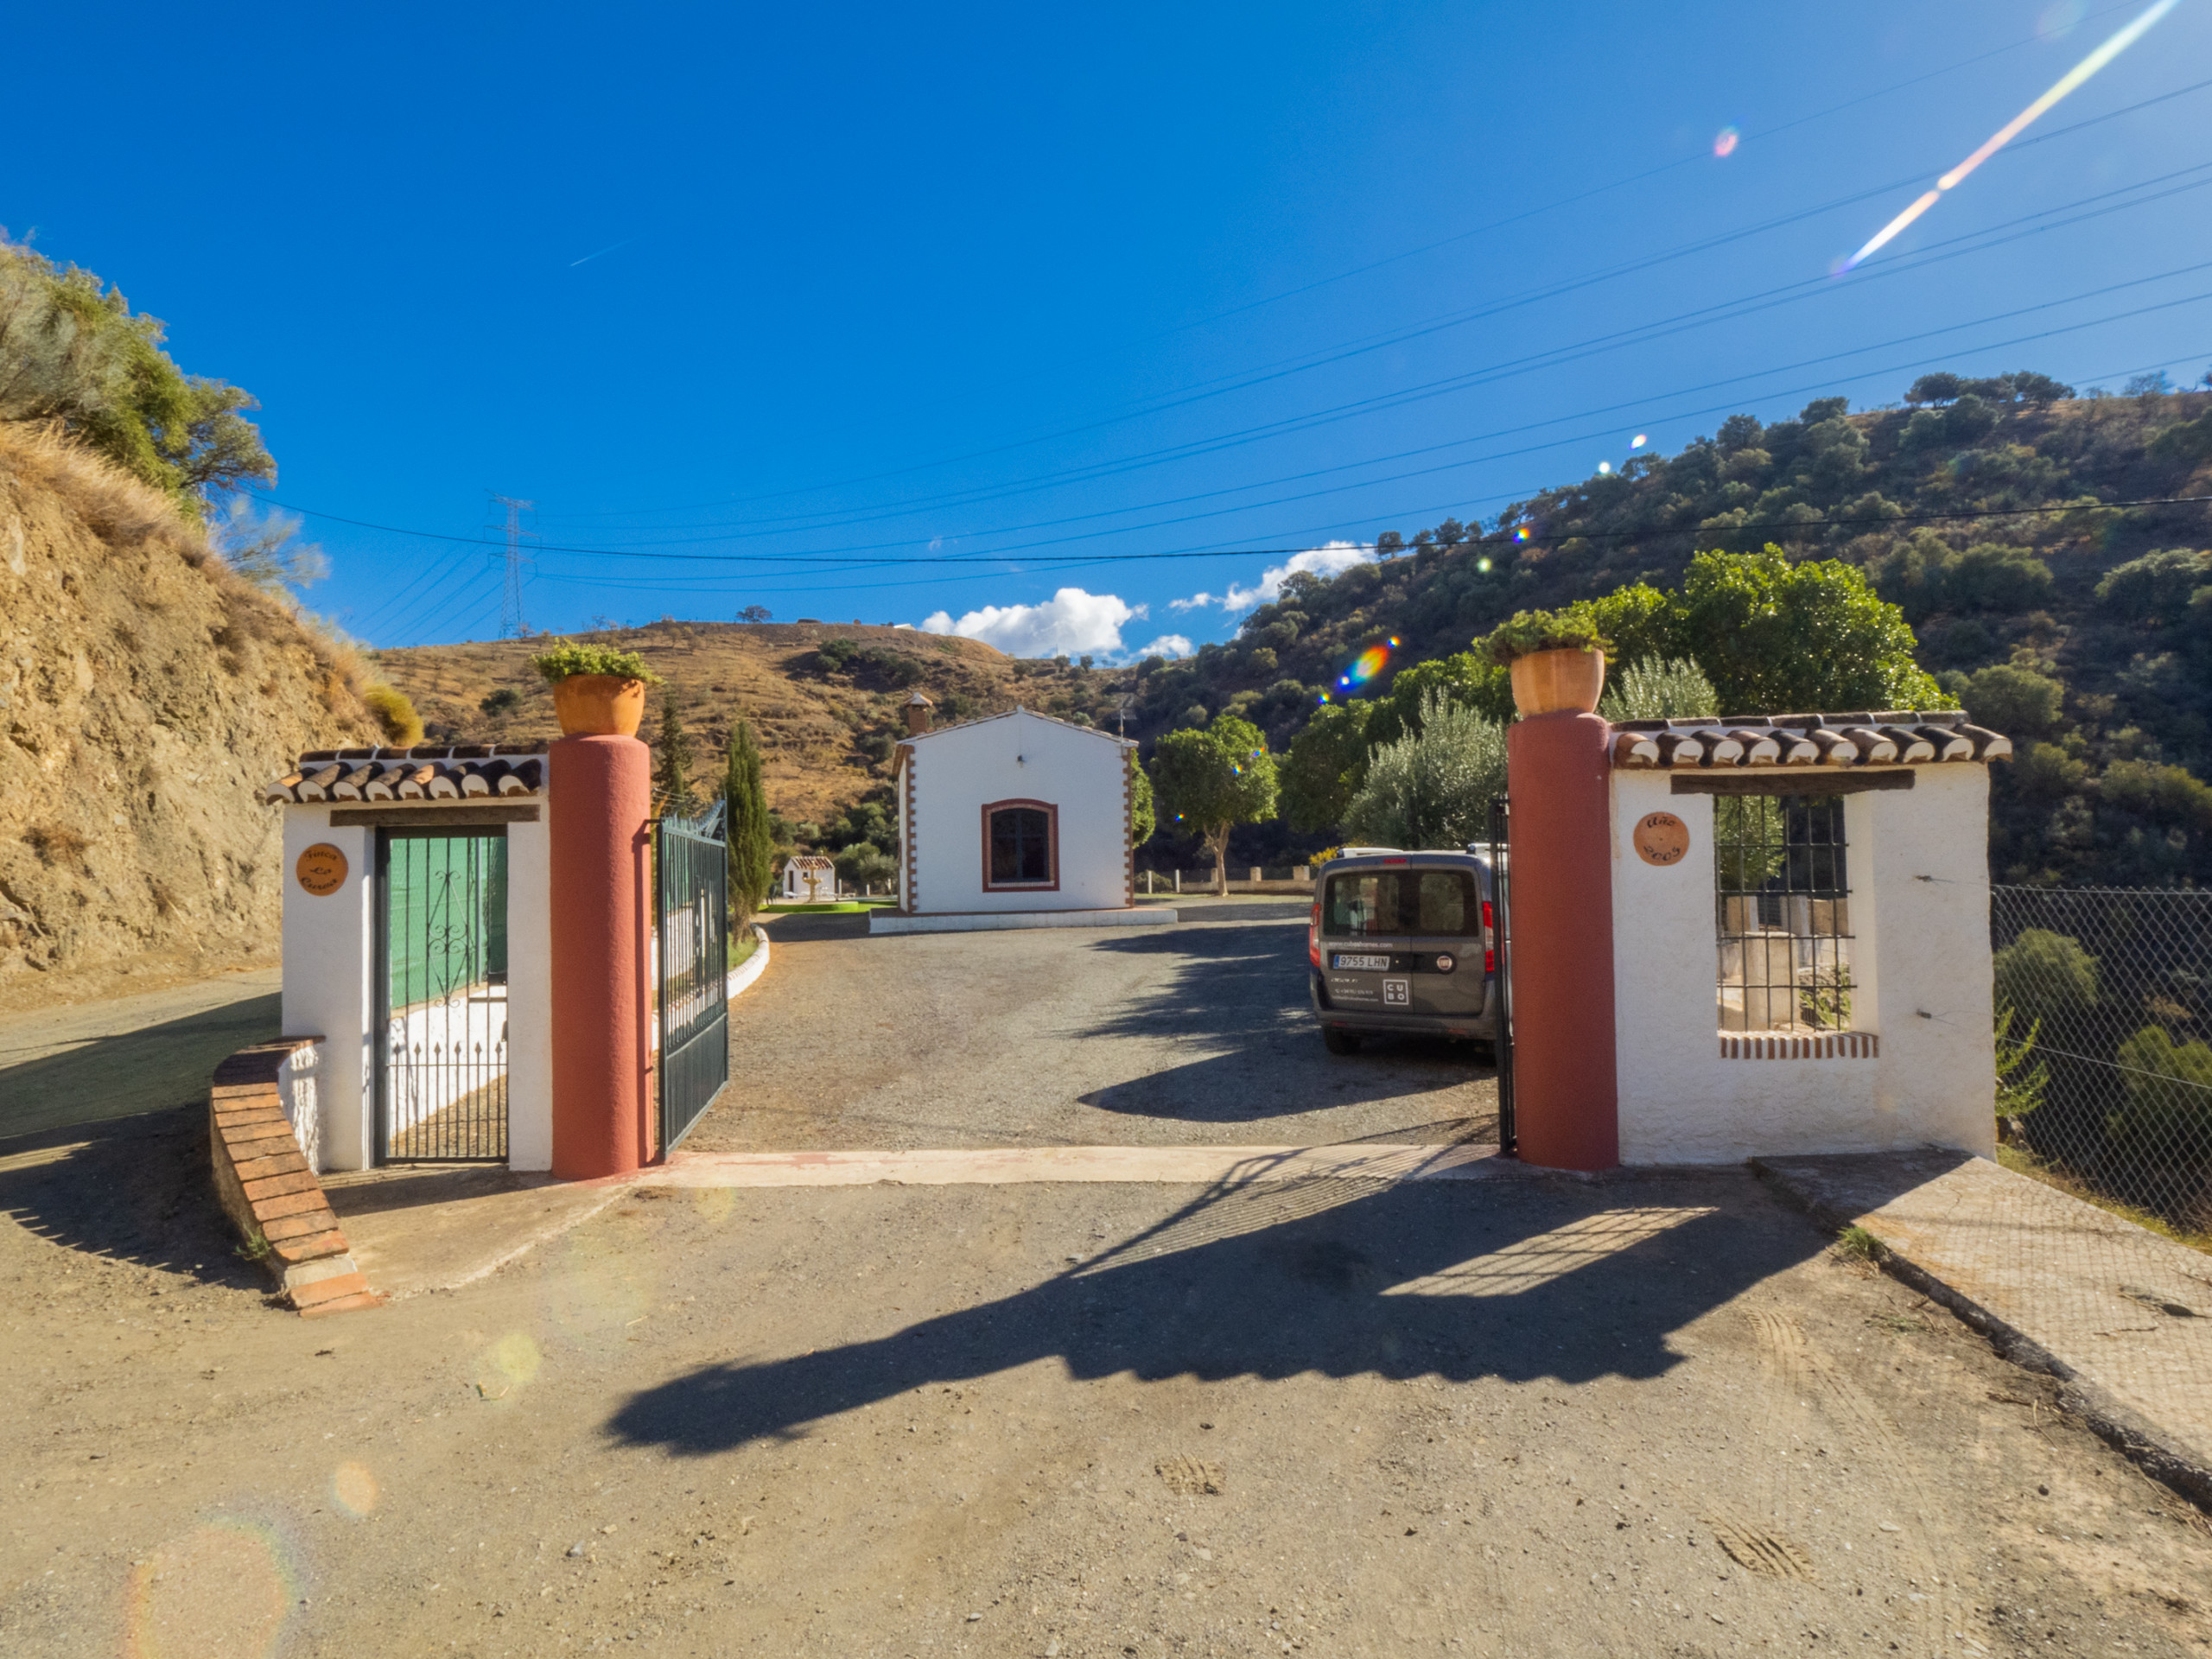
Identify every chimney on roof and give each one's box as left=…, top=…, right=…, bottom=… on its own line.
left=904, top=690, right=935, bottom=735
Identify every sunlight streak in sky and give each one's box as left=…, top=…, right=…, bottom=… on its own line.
left=1840, top=0, right=2185, bottom=271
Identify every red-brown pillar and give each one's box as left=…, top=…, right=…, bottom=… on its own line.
left=549, top=734, right=652, bottom=1179
left=1505, top=711, right=1618, bottom=1171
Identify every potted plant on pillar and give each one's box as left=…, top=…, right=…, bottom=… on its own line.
left=529, top=642, right=663, bottom=736
left=1478, top=606, right=1612, bottom=717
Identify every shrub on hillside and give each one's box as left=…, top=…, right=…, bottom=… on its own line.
left=1961, top=664, right=2064, bottom=738
left=364, top=684, right=424, bottom=747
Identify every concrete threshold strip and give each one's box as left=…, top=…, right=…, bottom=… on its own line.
left=1757, top=1150, right=2212, bottom=1512
left=641, top=1141, right=1503, bottom=1189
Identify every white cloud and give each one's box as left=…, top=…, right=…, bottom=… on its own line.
left=1221, top=541, right=1373, bottom=613
left=1131, top=633, right=1195, bottom=660
left=920, top=587, right=1144, bottom=658
left=1167, top=592, right=1217, bottom=612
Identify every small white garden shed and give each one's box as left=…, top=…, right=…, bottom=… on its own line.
left=875, top=702, right=1162, bottom=934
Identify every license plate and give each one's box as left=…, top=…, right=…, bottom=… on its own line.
left=1382, top=978, right=1411, bottom=1007
left=1333, top=953, right=1391, bottom=971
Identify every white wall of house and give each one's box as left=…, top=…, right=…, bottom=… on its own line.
left=280, top=804, right=554, bottom=1173
left=903, top=710, right=1133, bottom=914
left=1607, top=765, right=1996, bottom=1164
left=280, top=807, right=376, bottom=1171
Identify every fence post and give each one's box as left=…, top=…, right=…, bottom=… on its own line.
left=1173, top=869, right=1182, bottom=894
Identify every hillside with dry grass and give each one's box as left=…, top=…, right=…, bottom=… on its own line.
left=373, top=621, right=1138, bottom=829
left=0, top=424, right=381, bottom=1006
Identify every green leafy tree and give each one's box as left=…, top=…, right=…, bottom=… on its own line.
left=1279, top=701, right=1375, bottom=833
left=1130, top=764, right=1157, bottom=847
left=2108, top=1026, right=2212, bottom=1161
left=652, top=696, right=695, bottom=815
left=1674, top=546, right=1944, bottom=714
left=0, top=237, right=275, bottom=516
left=835, top=842, right=896, bottom=894
left=1992, top=929, right=2099, bottom=1041
left=1151, top=713, right=1279, bottom=895
left=1343, top=690, right=1507, bottom=851
left=723, top=720, right=775, bottom=920
left=1364, top=652, right=1511, bottom=749
left=1960, top=664, right=2064, bottom=738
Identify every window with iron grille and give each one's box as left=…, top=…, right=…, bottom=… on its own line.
left=1714, top=794, right=1854, bottom=1033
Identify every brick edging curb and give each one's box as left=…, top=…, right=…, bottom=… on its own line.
left=211, top=1040, right=382, bottom=1318
left=1750, top=1157, right=2212, bottom=1512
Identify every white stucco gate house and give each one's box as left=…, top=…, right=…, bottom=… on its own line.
left=262, top=746, right=555, bottom=1173
left=1499, top=702, right=2014, bottom=1172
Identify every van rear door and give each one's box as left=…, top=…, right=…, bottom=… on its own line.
left=1319, top=865, right=1484, bottom=1016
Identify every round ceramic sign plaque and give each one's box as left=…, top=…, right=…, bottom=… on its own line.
left=1632, top=810, right=1691, bottom=868
left=296, top=842, right=349, bottom=896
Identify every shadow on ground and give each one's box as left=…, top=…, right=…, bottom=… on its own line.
left=0, top=992, right=281, bottom=1139
left=0, top=1106, right=267, bottom=1287
left=1073, top=919, right=1491, bottom=1122
left=608, top=1170, right=1815, bottom=1454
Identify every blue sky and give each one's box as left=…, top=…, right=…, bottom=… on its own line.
left=11, top=1, right=2211, bottom=659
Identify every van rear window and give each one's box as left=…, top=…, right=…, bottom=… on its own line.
left=1322, top=869, right=1476, bottom=938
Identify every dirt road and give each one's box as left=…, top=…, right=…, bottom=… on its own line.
left=1, top=914, right=2206, bottom=1656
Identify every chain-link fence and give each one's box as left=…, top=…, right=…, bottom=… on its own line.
left=1991, top=886, right=2212, bottom=1235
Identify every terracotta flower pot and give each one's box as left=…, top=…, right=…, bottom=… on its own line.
left=551, top=674, right=647, bottom=736
left=1509, top=647, right=1606, bottom=717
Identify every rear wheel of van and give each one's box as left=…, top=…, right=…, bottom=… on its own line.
left=1322, top=1026, right=1362, bottom=1056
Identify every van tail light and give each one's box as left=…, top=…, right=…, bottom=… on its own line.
left=1482, top=898, right=1496, bottom=975
left=1309, top=900, right=1322, bottom=969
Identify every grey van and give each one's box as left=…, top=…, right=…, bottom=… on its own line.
left=1306, top=848, right=1499, bottom=1055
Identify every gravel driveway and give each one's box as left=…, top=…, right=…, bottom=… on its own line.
left=689, top=903, right=1498, bottom=1154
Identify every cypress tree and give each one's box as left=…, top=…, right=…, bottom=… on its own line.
left=652, top=694, right=694, bottom=816
left=723, top=720, right=774, bottom=920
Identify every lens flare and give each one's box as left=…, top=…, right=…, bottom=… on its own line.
left=1343, top=643, right=1393, bottom=688
left=1630, top=434, right=1648, bottom=448
left=332, top=1461, right=378, bottom=1518
left=127, top=1521, right=295, bottom=1659
left=1512, top=525, right=1531, bottom=543
left=1477, top=557, right=1493, bottom=573
left=1841, top=0, right=2183, bottom=271
left=1713, top=126, right=1740, bottom=158
left=1597, top=461, right=1612, bottom=474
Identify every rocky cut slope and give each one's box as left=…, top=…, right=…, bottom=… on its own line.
left=0, top=423, right=378, bottom=1005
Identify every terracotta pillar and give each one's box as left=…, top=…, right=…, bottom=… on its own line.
left=1505, top=711, right=1618, bottom=1171
left=549, top=734, right=652, bottom=1179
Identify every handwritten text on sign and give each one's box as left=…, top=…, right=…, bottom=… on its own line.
left=1633, top=812, right=1691, bottom=868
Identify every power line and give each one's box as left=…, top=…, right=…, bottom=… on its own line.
left=268, top=279, right=2212, bottom=576
left=525, top=149, right=2212, bottom=546
left=527, top=3, right=2167, bottom=524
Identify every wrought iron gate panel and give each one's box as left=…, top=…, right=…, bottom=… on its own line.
left=658, top=802, right=731, bottom=1152
left=376, top=828, right=510, bottom=1163
left=1488, top=797, right=1516, bottom=1157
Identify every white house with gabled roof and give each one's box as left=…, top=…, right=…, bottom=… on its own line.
left=871, top=696, right=1173, bottom=935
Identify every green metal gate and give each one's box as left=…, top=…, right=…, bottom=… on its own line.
left=375, top=827, right=510, bottom=1163
left=658, top=801, right=731, bottom=1152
